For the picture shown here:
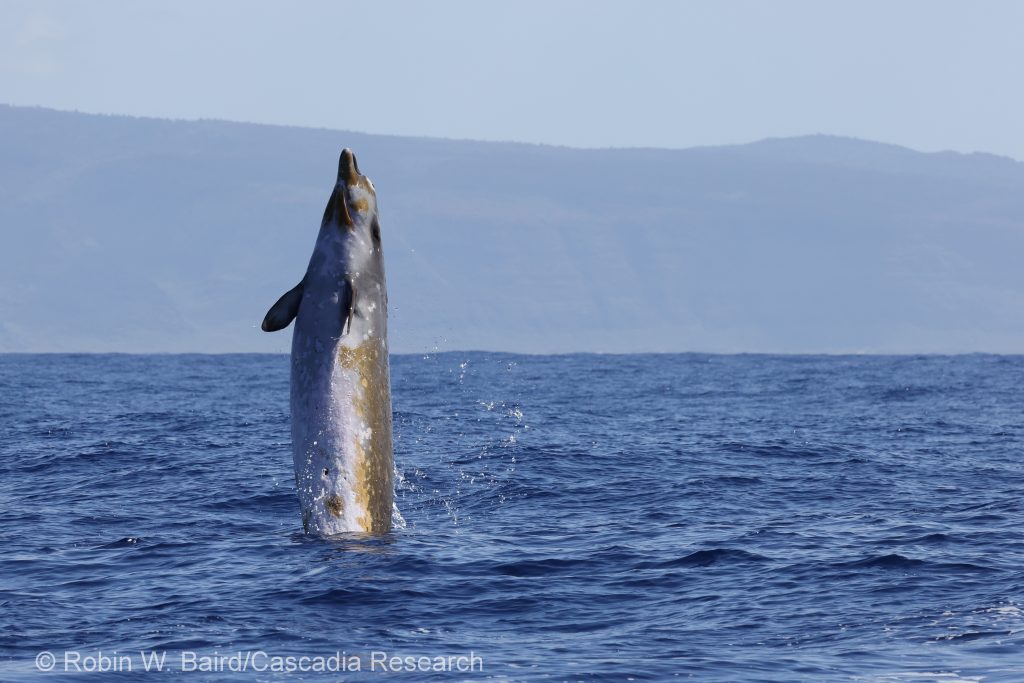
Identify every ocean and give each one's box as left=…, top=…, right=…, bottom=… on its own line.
left=1, top=353, right=1022, bottom=682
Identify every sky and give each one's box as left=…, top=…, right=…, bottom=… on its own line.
left=2, top=1, right=1023, bottom=159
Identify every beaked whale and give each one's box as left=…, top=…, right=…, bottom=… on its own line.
left=262, top=149, right=394, bottom=535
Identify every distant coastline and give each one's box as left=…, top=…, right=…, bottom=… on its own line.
left=3, top=104, right=1024, bottom=354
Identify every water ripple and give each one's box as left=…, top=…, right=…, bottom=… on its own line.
left=1, top=353, right=1023, bottom=681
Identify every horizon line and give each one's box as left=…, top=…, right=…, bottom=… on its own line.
left=2, top=350, right=1021, bottom=358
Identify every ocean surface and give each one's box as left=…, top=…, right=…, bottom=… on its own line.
left=1, top=353, right=1022, bottom=682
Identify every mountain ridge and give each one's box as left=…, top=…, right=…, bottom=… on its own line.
left=8, top=102, right=1020, bottom=163
left=2, top=104, right=1023, bottom=353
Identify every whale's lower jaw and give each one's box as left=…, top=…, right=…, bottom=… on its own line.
left=290, top=332, right=394, bottom=536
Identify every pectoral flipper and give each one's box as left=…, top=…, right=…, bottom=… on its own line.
left=262, top=281, right=304, bottom=332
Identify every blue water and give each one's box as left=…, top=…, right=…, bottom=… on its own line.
left=1, top=353, right=1022, bottom=682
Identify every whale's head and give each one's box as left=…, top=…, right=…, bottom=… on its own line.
left=323, top=149, right=380, bottom=243
left=261, top=148, right=385, bottom=334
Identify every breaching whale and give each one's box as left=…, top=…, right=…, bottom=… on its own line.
left=262, top=149, right=394, bottom=535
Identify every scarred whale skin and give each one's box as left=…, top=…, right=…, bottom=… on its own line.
left=262, top=149, right=393, bottom=535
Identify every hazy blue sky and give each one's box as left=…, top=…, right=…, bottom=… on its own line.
left=2, top=1, right=1022, bottom=159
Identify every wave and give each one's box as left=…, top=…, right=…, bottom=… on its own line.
left=96, top=537, right=144, bottom=549
left=837, top=553, right=998, bottom=572
left=641, top=548, right=769, bottom=569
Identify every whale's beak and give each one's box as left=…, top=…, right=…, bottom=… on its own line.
left=338, top=149, right=360, bottom=185
left=329, top=149, right=360, bottom=228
